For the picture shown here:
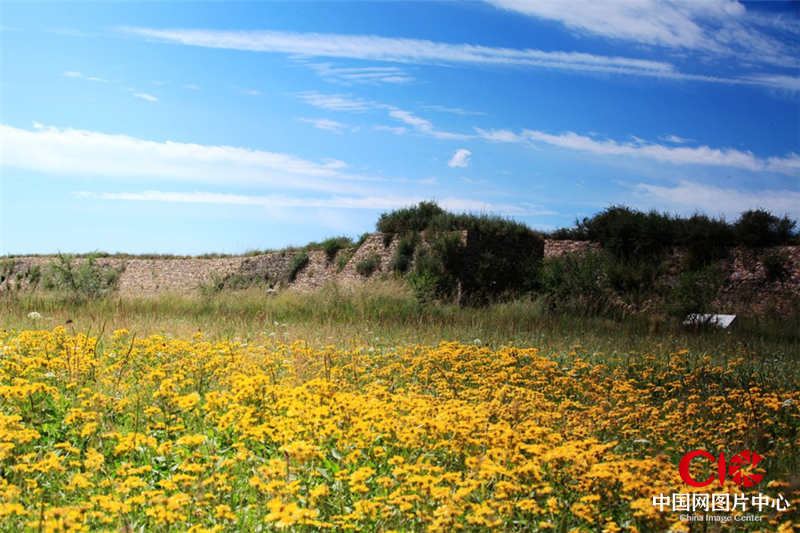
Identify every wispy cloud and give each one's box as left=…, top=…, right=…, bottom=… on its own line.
left=76, top=189, right=535, bottom=216
left=484, top=0, right=799, bottom=68
left=298, top=92, right=470, bottom=140
left=476, top=127, right=800, bottom=174
left=183, top=83, right=200, bottom=90
left=0, top=123, right=377, bottom=194
left=448, top=148, right=472, bottom=168
left=475, top=128, right=522, bottom=143
left=297, top=91, right=374, bottom=112
left=373, top=125, right=407, bottom=135
left=388, top=108, right=471, bottom=140
left=64, top=70, right=108, bottom=83
left=306, top=62, right=414, bottom=84
left=633, top=180, right=800, bottom=219
left=661, top=134, right=693, bottom=144
left=133, top=92, right=159, bottom=102
left=421, top=104, right=486, bottom=116
left=744, top=74, right=800, bottom=92
left=124, top=27, right=681, bottom=79
left=298, top=117, right=350, bottom=133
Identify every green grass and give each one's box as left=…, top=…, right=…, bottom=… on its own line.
left=2, top=282, right=798, bottom=384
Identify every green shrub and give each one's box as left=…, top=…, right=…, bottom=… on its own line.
left=376, top=202, right=545, bottom=305
left=389, top=234, right=419, bottom=274
left=676, top=214, right=735, bottom=269
left=355, top=233, right=370, bottom=248
left=407, top=246, right=455, bottom=304
left=735, top=209, right=797, bottom=248
left=762, top=250, right=790, bottom=282
left=604, top=257, right=663, bottom=296
left=539, top=252, right=608, bottom=314
left=42, top=253, right=124, bottom=300
left=355, top=253, right=381, bottom=277
left=553, top=206, right=797, bottom=268
left=27, top=265, right=41, bottom=287
left=579, top=206, right=675, bottom=261
left=320, top=236, right=354, bottom=262
left=336, top=249, right=356, bottom=272
left=0, top=259, right=15, bottom=284
left=667, top=266, right=724, bottom=317
left=377, top=201, right=447, bottom=233
left=286, top=252, right=309, bottom=282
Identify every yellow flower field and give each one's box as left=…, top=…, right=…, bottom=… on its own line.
left=0, top=328, right=797, bottom=531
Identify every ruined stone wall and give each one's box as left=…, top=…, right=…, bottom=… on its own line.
left=2, top=238, right=799, bottom=316
left=716, top=246, right=800, bottom=315
left=544, top=240, right=601, bottom=258
left=0, top=234, right=402, bottom=295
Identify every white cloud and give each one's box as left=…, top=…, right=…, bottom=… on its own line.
left=634, top=180, right=800, bottom=219
left=388, top=109, right=432, bottom=130
left=744, top=74, right=800, bottom=92
left=373, top=125, right=407, bottom=135
left=766, top=153, right=800, bottom=174
left=448, top=149, right=472, bottom=168
left=298, top=92, right=469, bottom=140
left=307, top=62, right=414, bottom=84
left=661, top=134, right=693, bottom=144
left=298, top=117, right=349, bottom=133
left=133, top=92, right=159, bottom=102
left=421, top=105, right=487, bottom=116
left=64, top=71, right=108, bottom=82
left=244, top=89, right=261, bottom=96
left=475, top=128, right=522, bottom=143
left=475, top=127, right=800, bottom=174
left=76, top=189, right=535, bottom=216
left=484, top=0, right=799, bottom=68
left=123, top=26, right=800, bottom=90
left=124, top=26, right=679, bottom=79
left=297, top=91, right=374, bottom=112
left=388, top=108, right=470, bottom=140
left=0, top=123, right=376, bottom=194
left=183, top=83, right=200, bottom=90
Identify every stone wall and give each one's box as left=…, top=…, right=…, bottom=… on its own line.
left=2, top=238, right=799, bottom=316
left=716, top=245, right=800, bottom=315
left=544, top=240, right=601, bottom=258
left=0, top=234, right=402, bottom=295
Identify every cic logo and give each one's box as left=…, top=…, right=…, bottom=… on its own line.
left=679, top=450, right=764, bottom=488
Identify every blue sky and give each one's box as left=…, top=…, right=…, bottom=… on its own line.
left=1, top=1, right=798, bottom=254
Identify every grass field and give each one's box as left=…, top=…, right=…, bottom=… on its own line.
left=0, top=284, right=798, bottom=531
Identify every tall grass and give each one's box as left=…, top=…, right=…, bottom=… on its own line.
left=2, top=282, right=798, bottom=383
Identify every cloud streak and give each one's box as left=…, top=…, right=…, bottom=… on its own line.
left=0, top=123, right=375, bottom=194
left=124, top=26, right=679, bottom=79
left=64, top=71, right=108, bottom=83
left=298, top=92, right=470, bottom=140
left=296, top=92, right=374, bottom=112
left=306, top=62, right=414, bottom=84
left=484, top=0, right=799, bottom=69
left=298, top=117, right=350, bottom=133
left=633, top=180, right=800, bottom=219
left=76, top=190, right=535, bottom=216
left=123, top=26, right=800, bottom=90
left=133, top=92, right=159, bottom=102
left=476, top=127, right=800, bottom=174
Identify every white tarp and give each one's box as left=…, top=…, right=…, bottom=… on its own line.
left=683, top=313, right=737, bottom=328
